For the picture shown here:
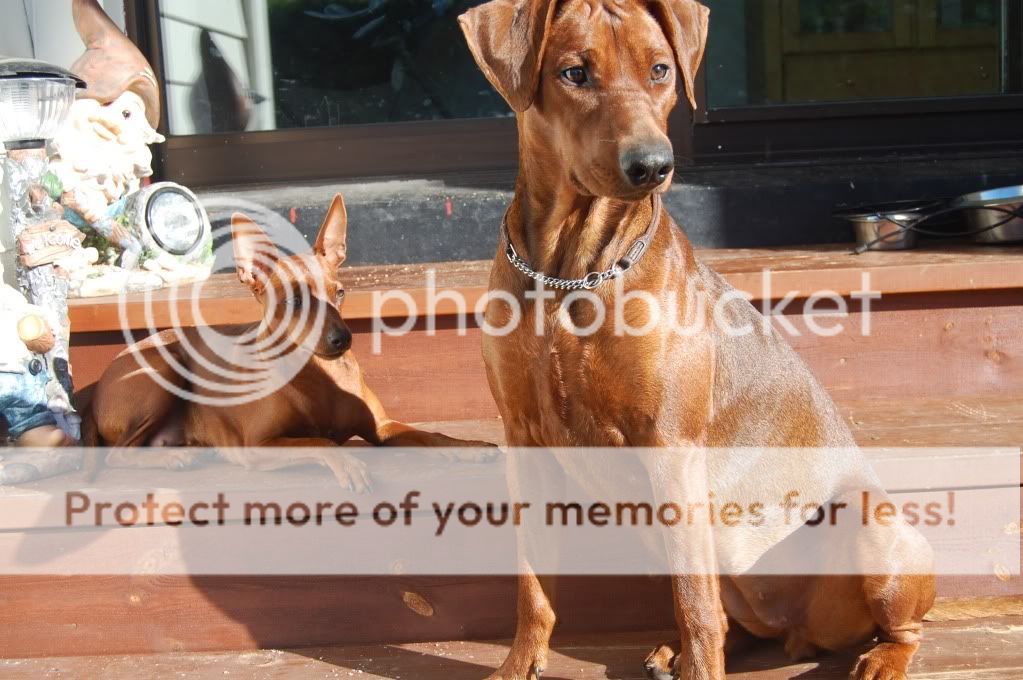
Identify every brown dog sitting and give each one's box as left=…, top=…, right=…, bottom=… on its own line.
left=460, top=1, right=934, bottom=679
left=85, top=194, right=491, bottom=490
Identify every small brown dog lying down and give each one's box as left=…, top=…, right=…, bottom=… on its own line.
left=459, top=1, right=935, bottom=679
left=85, top=194, right=491, bottom=490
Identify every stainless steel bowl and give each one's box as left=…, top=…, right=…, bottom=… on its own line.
left=952, top=186, right=1023, bottom=244
left=836, top=201, right=936, bottom=251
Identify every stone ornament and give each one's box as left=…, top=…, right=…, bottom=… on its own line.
left=17, top=219, right=86, bottom=269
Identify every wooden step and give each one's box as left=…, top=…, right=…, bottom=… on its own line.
left=7, top=244, right=1018, bottom=659
left=67, top=245, right=1023, bottom=332
left=2, top=615, right=1021, bottom=679
left=67, top=287, right=1023, bottom=426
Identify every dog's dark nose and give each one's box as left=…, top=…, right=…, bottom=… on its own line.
left=327, top=326, right=352, bottom=353
left=621, top=145, right=674, bottom=187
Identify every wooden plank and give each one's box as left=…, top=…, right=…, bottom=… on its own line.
left=0, top=575, right=674, bottom=658
left=0, top=576, right=1017, bottom=660
left=785, top=290, right=1023, bottom=404
left=313, top=294, right=1023, bottom=422
left=66, top=246, right=1023, bottom=333
left=1, top=616, right=1021, bottom=679
left=68, top=289, right=1023, bottom=424
left=698, top=244, right=1023, bottom=297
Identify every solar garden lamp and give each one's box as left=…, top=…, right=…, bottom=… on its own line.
left=0, top=56, right=85, bottom=418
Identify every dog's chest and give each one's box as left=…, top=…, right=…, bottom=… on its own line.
left=484, top=306, right=661, bottom=447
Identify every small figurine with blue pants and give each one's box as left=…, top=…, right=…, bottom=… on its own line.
left=0, top=272, right=80, bottom=484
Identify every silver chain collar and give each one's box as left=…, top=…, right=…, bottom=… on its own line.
left=501, top=195, right=662, bottom=291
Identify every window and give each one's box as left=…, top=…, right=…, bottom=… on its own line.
left=137, top=0, right=517, bottom=185
left=706, top=0, right=1011, bottom=108
left=134, top=0, right=1023, bottom=185
left=156, top=0, right=509, bottom=136
left=694, top=0, right=1023, bottom=163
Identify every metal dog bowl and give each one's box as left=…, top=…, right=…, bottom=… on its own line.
left=952, top=186, right=1023, bottom=244
left=836, top=201, right=938, bottom=251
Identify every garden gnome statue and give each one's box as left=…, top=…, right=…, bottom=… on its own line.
left=0, top=259, right=81, bottom=485
left=48, top=0, right=213, bottom=298
left=49, top=0, right=164, bottom=272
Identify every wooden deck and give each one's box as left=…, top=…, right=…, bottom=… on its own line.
left=66, top=245, right=1023, bottom=425
left=3, top=243, right=1018, bottom=666
left=2, top=616, right=1021, bottom=679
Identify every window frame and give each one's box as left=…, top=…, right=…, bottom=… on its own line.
left=131, top=0, right=1023, bottom=187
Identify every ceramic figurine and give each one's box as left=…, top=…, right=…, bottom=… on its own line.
left=47, top=0, right=213, bottom=297
left=0, top=280, right=71, bottom=446
left=49, top=92, right=163, bottom=271
left=48, top=0, right=161, bottom=272
left=0, top=260, right=81, bottom=485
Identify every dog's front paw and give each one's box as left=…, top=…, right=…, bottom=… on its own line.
left=483, top=662, right=545, bottom=680
left=484, top=643, right=548, bottom=680
left=644, top=643, right=677, bottom=680
left=427, top=441, right=500, bottom=463
left=455, top=440, right=501, bottom=462
left=646, top=642, right=726, bottom=680
left=157, top=449, right=205, bottom=470
left=326, top=452, right=371, bottom=493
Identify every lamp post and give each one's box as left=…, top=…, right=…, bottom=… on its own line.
left=0, top=57, right=85, bottom=438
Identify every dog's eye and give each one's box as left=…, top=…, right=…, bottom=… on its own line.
left=562, top=66, right=588, bottom=85
left=651, top=64, right=670, bottom=82
left=336, top=289, right=346, bottom=304
left=288, top=296, right=303, bottom=309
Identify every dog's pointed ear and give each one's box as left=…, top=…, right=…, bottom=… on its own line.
left=458, top=0, right=559, bottom=113
left=231, top=212, right=279, bottom=293
left=648, top=0, right=710, bottom=111
left=314, top=193, right=348, bottom=274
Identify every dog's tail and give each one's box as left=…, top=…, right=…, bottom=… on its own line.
left=79, top=404, right=106, bottom=483
left=80, top=402, right=99, bottom=447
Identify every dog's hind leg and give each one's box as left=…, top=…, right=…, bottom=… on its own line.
left=237, top=438, right=371, bottom=493
left=102, top=409, right=203, bottom=472
left=851, top=511, right=936, bottom=680
left=96, top=344, right=203, bottom=471
left=852, top=573, right=934, bottom=680
left=356, top=383, right=496, bottom=460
